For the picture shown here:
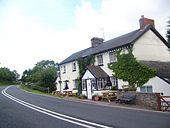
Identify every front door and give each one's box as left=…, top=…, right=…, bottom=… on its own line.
left=86, top=79, right=92, bottom=99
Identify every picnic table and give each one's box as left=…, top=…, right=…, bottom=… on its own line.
left=102, top=91, right=117, bottom=102
left=62, top=90, right=73, bottom=97
left=52, top=90, right=61, bottom=95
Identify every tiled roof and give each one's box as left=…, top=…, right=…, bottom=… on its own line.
left=140, top=61, right=170, bottom=83
left=60, top=25, right=168, bottom=65
left=87, top=65, right=109, bottom=78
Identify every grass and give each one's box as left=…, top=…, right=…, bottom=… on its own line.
left=20, top=85, right=50, bottom=95
left=0, top=81, right=14, bottom=86
left=0, top=80, right=20, bottom=86
left=20, top=85, right=81, bottom=99
left=20, top=85, right=64, bottom=99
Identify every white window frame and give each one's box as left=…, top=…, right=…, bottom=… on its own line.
left=73, top=79, right=78, bottom=89
left=109, top=51, right=117, bottom=63
left=97, top=54, right=103, bottom=66
left=91, top=79, right=97, bottom=90
left=140, top=86, right=153, bottom=93
left=82, top=79, right=86, bottom=90
left=63, top=65, right=66, bottom=74
left=72, top=62, right=76, bottom=71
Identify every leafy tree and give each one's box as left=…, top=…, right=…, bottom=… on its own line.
left=13, top=70, right=20, bottom=81
left=40, top=67, right=57, bottom=90
left=21, top=69, right=32, bottom=82
left=166, top=18, right=170, bottom=47
left=35, top=60, right=58, bottom=69
left=0, top=67, right=19, bottom=83
left=21, top=60, right=58, bottom=91
left=108, top=50, right=156, bottom=89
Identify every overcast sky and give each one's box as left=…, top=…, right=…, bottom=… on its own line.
left=0, top=0, right=170, bottom=75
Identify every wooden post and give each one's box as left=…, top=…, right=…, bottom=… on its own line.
left=156, top=93, right=161, bottom=111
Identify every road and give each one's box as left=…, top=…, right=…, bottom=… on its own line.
left=0, top=86, right=170, bottom=128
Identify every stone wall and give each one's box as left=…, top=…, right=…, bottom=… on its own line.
left=135, top=93, right=160, bottom=110
left=116, top=91, right=160, bottom=110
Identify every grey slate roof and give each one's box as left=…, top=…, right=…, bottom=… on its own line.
left=87, top=65, right=109, bottom=78
left=140, top=61, right=170, bottom=84
left=60, top=25, right=168, bottom=65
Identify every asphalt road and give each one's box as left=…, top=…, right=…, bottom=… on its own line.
left=0, top=86, right=170, bottom=128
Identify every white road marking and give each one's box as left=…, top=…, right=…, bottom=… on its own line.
left=2, top=86, right=112, bottom=128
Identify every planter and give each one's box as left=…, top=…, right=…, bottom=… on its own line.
left=93, top=95, right=100, bottom=101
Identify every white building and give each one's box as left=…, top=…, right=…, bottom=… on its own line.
left=56, top=16, right=170, bottom=99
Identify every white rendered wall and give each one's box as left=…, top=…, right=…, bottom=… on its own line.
left=94, top=51, right=128, bottom=89
left=82, top=70, right=95, bottom=79
left=133, top=30, right=170, bottom=62
left=94, top=52, right=115, bottom=76
left=137, top=76, right=170, bottom=96
left=57, top=61, right=79, bottom=91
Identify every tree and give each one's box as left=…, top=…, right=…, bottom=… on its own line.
left=21, top=60, right=58, bottom=91
left=21, top=69, right=32, bottom=82
left=166, top=18, right=170, bottom=47
left=0, top=67, right=18, bottom=83
left=108, top=50, right=156, bottom=89
left=12, top=70, right=20, bottom=81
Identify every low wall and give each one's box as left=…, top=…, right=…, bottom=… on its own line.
left=116, top=91, right=160, bottom=110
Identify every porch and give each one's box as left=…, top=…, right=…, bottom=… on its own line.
left=82, top=65, right=113, bottom=99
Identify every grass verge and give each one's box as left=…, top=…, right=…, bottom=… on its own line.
left=20, top=85, right=50, bottom=95
left=20, top=85, right=64, bottom=98
left=0, top=81, right=14, bottom=86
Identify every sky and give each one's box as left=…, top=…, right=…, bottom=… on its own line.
left=0, top=0, right=170, bottom=76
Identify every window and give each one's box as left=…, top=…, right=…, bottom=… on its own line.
left=91, top=79, right=97, bottom=90
left=140, top=86, right=153, bottom=93
left=73, top=79, right=78, bottom=89
left=60, top=66, right=62, bottom=71
left=110, top=76, right=118, bottom=86
left=63, top=65, right=66, bottom=74
left=82, top=79, right=86, bottom=90
left=63, top=81, right=69, bottom=90
left=97, top=79, right=103, bottom=90
left=97, top=54, right=103, bottom=66
left=109, top=51, right=117, bottom=63
left=72, top=62, right=76, bottom=71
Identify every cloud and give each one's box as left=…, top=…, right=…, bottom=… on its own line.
left=0, top=0, right=169, bottom=75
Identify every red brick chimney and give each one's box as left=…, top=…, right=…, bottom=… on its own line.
left=139, top=15, right=155, bottom=29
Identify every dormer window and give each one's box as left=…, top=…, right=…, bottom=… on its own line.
left=72, top=62, right=76, bottom=71
left=97, top=54, right=103, bottom=66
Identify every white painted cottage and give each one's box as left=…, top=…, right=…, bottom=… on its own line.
left=56, top=16, right=170, bottom=99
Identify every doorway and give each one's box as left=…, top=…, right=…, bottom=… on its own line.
left=86, top=79, right=92, bottom=99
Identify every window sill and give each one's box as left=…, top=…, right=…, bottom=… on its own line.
left=98, top=64, right=104, bottom=66
left=109, top=62, right=116, bottom=65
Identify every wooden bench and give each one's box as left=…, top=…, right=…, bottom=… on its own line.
left=116, top=93, right=136, bottom=104
left=102, top=92, right=116, bottom=102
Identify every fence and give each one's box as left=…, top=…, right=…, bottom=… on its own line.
left=158, top=96, right=170, bottom=112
